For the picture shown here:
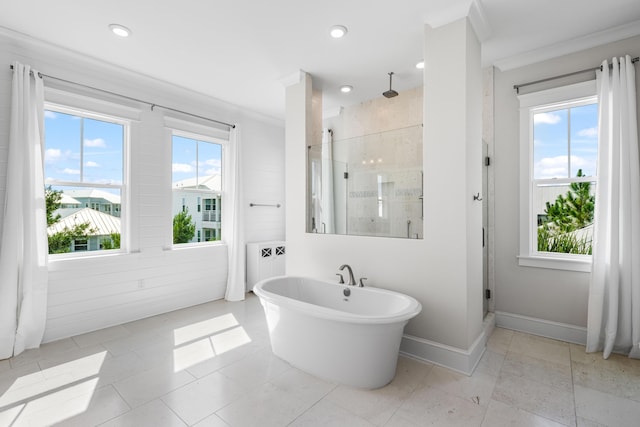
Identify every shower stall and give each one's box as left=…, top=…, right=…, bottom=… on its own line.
left=308, top=124, right=423, bottom=239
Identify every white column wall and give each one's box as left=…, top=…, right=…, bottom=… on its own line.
left=284, top=19, right=483, bottom=362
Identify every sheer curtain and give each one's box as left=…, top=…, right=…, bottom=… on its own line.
left=0, top=62, right=49, bottom=359
left=586, top=55, right=640, bottom=359
left=321, top=128, right=335, bottom=234
left=223, top=125, right=246, bottom=301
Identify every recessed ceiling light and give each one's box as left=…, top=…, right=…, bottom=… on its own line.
left=330, top=25, right=348, bottom=39
left=416, top=61, right=425, bottom=69
left=340, top=85, right=353, bottom=93
left=109, top=24, right=131, bottom=37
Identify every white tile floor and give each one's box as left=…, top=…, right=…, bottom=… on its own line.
left=1, top=294, right=640, bottom=426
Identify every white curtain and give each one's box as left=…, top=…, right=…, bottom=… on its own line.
left=0, top=62, right=48, bottom=359
left=223, top=126, right=246, bottom=301
left=586, top=55, right=640, bottom=359
left=321, top=129, right=335, bottom=234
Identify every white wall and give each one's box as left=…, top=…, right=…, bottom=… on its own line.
left=493, top=35, right=640, bottom=329
left=285, top=19, right=484, bottom=365
left=242, top=117, right=286, bottom=243
left=0, top=28, right=285, bottom=342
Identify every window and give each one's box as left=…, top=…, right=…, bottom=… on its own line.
left=518, top=81, right=597, bottom=272
left=172, top=132, right=222, bottom=245
left=44, top=105, right=127, bottom=255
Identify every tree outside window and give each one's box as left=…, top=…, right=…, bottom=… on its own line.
left=532, top=101, right=598, bottom=255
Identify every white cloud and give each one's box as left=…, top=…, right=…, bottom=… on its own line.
left=200, top=158, right=221, bottom=175
left=85, top=161, right=100, bottom=168
left=62, top=168, right=80, bottom=175
left=45, top=148, right=74, bottom=164
left=84, top=138, right=106, bottom=148
left=173, top=163, right=193, bottom=173
left=45, top=148, right=62, bottom=163
left=534, top=155, right=596, bottom=179
left=44, top=111, right=57, bottom=119
left=577, top=127, right=598, bottom=138
left=534, top=112, right=562, bottom=125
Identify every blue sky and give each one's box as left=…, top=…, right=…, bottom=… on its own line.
left=533, top=103, right=598, bottom=179
left=172, top=135, right=222, bottom=185
left=45, top=112, right=222, bottom=188
left=44, top=110, right=123, bottom=185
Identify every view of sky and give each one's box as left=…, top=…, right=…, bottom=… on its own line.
left=45, top=111, right=223, bottom=189
left=533, top=102, right=598, bottom=179
left=44, top=110, right=123, bottom=185
left=172, top=135, right=222, bottom=186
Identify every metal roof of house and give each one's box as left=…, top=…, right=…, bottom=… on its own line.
left=47, top=208, right=120, bottom=236
left=63, top=189, right=121, bottom=204
left=60, top=193, right=81, bottom=205
left=172, top=174, right=221, bottom=192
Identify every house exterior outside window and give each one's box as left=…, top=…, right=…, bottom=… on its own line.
left=171, top=132, right=223, bottom=245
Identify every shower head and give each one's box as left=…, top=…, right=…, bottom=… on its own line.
left=383, top=72, right=398, bottom=98
left=383, top=89, right=398, bottom=98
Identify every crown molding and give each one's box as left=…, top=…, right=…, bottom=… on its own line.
left=424, top=0, right=472, bottom=29
left=493, top=19, right=640, bottom=71
left=279, top=70, right=307, bottom=88
left=468, top=0, right=491, bottom=42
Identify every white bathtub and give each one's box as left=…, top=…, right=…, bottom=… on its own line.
left=253, top=275, right=422, bottom=389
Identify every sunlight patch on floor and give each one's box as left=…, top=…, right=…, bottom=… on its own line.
left=9, top=378, right=99, bottom=426
left=172, top=321, right=252, bottom=373
left=173, top=313, right=239, bottom=346
left=0, top=351, right=106, bottom=426
left=0, top=352, right=106, bottom=408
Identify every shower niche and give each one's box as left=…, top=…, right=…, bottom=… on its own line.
left=307, top=123, right=423, bottom=239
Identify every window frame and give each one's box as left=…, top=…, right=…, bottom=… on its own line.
left=43, top=93, right=133, bottom=259
left=517, top=80, right=597, bottom=272
left=168, top=124, right=227, bottom=249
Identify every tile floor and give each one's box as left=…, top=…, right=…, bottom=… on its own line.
left=1, top=294, right=640, bottom=426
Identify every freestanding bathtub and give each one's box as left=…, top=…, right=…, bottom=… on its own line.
left=253, top=275, right=422, bottom=389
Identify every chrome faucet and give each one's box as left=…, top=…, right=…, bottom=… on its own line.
left=339, top=264, right=356, bottom=286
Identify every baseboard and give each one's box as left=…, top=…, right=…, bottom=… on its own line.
left=495, top=311, right=587, bottom=345
left=400, top=319, right=492, bottom=376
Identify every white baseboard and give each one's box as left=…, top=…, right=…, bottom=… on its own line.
left=400, top=314, right=494, bottom=376
left=495, top=311, right=587, bottom=345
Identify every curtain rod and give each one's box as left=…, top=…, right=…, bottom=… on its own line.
left=9, top=64, right=235, bottom=129
left=514, top=56, right=639, bottom=93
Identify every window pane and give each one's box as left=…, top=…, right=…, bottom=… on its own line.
left=172, top=136, right=197, bottom=186
left=44, top=107, right=126, bottom=256
left=172, top=135, right=222, bottom=245
left=534, top=181, right=595, bottom=255
left=570, top=103, right=598, bottom=177
left=533, top=109, right=568, bottom=179
left=44, top=111, right=81, bottom=183
left=83, top=118, right=124, bottom=184
left=46, top=185, right=121, bottom=254
left=197, top=141, right=222, bottom=186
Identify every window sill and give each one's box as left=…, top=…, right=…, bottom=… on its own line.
left=166, top=241, right=226, bottom=251
left=49, top=249, right=125, bottom=262
left=517, top=254, right=592, bottom=273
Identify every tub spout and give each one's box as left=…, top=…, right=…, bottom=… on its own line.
left=339, top=264, right=356, bottom=286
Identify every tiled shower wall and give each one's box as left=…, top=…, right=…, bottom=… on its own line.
left=323, top=86, right=424, bottom=238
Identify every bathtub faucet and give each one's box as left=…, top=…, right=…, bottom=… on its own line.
left=338, top=264, right=356, bottom=286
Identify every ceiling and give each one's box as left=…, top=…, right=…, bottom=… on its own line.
left=2, top=0, right=640, bottom=121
